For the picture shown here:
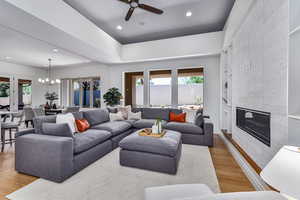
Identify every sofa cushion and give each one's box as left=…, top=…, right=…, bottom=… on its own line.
left=124, top=119, right=138, bottom=125
left=106, top=106, right=118, bottom=113
left=74, top=129, right=111, bottom=154
left=133, top=119, right=167, bottom=129
left=165, top=122, right=203, bottom=135
left=91, top=121, right=132, bottom=136
left=83, top=109, right=109, bottom=126
left=142, top=108, right=170, bottom=121
left=33, top=115, right=57, bottom=134
left=72, top=111, right=84, bottom=120
left=168, top=108, right=183, bottom=115
left=42, top=123, right=74, bottom=138
left=119, top=130, right=181, bottom=157
left=56, top=113, right=76, bottom=133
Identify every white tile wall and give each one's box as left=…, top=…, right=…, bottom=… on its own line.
left=230, top=0, right=289, bottom=168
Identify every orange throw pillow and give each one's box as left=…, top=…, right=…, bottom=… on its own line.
left=75, top=119, right=90, bottom=132
left=169, top=112, right=186, bottom=123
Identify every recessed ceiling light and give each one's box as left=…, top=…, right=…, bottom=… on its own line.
left=5, top=56, right=12, bottom=60
left=186, top=11, right=192, bottom=17
left=116, top=25, right=123, bottom=30
left=53, top=49, right=59, bottom=52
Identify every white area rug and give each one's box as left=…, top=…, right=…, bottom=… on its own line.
left=7, top=145, right=220, bottom=200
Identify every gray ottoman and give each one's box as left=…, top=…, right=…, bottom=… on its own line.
left=119, top=129, right=182, bottom=174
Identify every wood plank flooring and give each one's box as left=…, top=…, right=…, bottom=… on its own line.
left=209, top=135, right=255, bottom=192
left=0, top=134, right=254, bottom=200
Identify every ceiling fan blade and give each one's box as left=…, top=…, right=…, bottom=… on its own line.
left=118, top=0, right=130, bottom=4
left=125, top=7, right=135, bottom=21
left=138, top=4, right=163, bottom=14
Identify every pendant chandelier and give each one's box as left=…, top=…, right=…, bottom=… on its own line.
left=38, top=58, right=60, bottom=85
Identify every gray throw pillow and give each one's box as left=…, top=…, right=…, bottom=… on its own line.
left=42, top=123, right=74, bottom=138
left=107, top=107, right=118, bottom=113
left=194, top=113, right=204, bottom=127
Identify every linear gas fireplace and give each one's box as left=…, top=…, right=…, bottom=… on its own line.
left=236, top=107, right=271, bottom=146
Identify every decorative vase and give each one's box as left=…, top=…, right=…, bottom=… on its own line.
left=152, top=125, right=158, bottom=134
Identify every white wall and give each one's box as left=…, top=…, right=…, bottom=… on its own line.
left=121, top=32, right=224, bottom=62
left=0, top=61, right=46, bottom=108
left=226, top=0, right=289, bottom=168
left=109, top=55, right=221, bottom=132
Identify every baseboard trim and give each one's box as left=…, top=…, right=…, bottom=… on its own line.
left=218, top=133, right=270, bottom=191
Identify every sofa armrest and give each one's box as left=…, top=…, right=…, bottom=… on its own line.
left=203, top=119, right=214, bottom=147
left=15, top=134, right=74, bottom=182
left=15, top=128, right=35, bottom=138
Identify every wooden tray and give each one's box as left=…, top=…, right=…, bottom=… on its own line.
left=138, top=128, right=166, bottom=138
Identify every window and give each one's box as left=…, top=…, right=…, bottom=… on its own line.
left=81, top=80, right=90, bottom=108
left=0, top=77, right=10, bottom=110
left=135, top=77, right=144, bottom=106
left=18, top=79, right=32, bottom=108
left=73, top=80, right=80, bottom=107
left=71, top=77, right=101, bottom=108
left=149, top=70, right=172, bottom=107
left=178, top=68, right=204, bottom=108
left=93, top=79, right=101, bottom=108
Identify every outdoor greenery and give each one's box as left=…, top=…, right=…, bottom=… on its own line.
left=22, top=84, right=32, bottom=95
left=103, top=87, right=122, bottom=106
left=180, top=76, right=204, bottom=84
left=0, top=82, right=9, bottom=97
left=137, top=76, right=204, bottom=86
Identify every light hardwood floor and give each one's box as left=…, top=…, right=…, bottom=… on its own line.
left=0, top=134, right=255, bottom=200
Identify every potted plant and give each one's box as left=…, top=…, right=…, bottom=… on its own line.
left=45, top=92, right=59, bottom=108
left=103, top=87, right=122, bottom=107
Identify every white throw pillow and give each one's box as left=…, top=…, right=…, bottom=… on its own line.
left=128, top=111, right=141, bottom=120
left=117, top=105, right=132, bottom=119
left=56, top=113, right=76, bottom=134
left=109, top=112, right=125, bottom=121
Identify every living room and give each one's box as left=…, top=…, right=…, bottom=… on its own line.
left=0, top=0, right=299, bottom=200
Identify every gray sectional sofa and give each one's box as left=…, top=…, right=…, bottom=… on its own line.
left=15, top=108, right=213, bottom=182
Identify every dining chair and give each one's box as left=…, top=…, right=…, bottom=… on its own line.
left=33, top=108, right=45, bottom=117
left=1, top=111, right=24, bottom=152
left=24, top=107, right=34, bottom=128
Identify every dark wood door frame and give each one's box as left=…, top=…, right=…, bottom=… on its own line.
left=124, top=72, right=143, bottom=106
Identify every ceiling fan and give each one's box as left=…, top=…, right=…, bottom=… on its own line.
left=118, top=0, right=164, bottom=21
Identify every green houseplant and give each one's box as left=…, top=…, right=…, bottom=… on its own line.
left=103, top=87, right=122, bottom=106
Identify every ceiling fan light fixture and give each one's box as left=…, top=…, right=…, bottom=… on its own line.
left=119, top=0, right=163, bottom=21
